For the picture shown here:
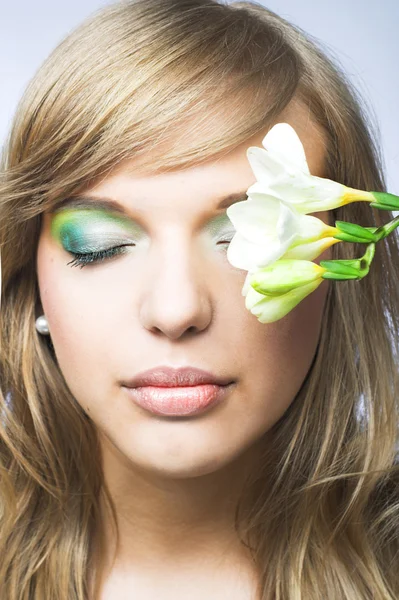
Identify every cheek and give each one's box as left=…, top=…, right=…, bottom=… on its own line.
left=255, top=281, right=327, bottom=376
left=36, top=239, right=120, bottom=403
left=235, top=268, right=329, bottom=433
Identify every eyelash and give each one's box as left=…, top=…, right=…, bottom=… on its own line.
left=67, top=245, right=129, bottom=269
left=66, top=238, right=233, bottom=269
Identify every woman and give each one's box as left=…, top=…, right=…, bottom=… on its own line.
left=0, top=1, right=398, bottom=598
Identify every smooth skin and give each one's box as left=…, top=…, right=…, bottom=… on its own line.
left=36, top=100, right=333, bottom=599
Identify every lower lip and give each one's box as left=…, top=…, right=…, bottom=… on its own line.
left=123, top=383, right=233, bottom=417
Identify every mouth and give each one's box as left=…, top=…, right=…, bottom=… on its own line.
left=123, top=382, right=235, bottom=417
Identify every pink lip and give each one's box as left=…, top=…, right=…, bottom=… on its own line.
left=121, top=365, right=234, bottom=388
left=123, top=383, right=233, bottom=417
left=121, top=366, right=236, bottom=417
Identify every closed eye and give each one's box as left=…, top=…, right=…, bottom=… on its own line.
left=66, top=245, right=131, bottom=268
left=66, top=231, right=235, bottom=269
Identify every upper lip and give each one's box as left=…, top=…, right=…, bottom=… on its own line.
left=121, top=366, right=234, bottom=388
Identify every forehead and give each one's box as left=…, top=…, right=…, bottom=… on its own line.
left=46, top=99, right=328, bottom=226
left=106, top=100, right=327, bottom=184
left=41, top=101, right=331, bottom=229
left=243, top=100, right=328, bottom=178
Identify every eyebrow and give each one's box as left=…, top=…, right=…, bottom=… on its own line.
left=48, top=190, right=248, bottom=215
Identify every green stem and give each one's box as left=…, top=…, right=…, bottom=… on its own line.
left=372, top=215, right=399, bottom=241
left=358, top=242, right=375, bottom=275
left=370, top=191, right=399, bottom=211
left=320, top=242, right=375, bottom=280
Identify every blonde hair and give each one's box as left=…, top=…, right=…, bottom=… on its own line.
left=0, top=1, right=398, bottom=598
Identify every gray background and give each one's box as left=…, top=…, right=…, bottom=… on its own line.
left=1, top=0, right=398, bottom=202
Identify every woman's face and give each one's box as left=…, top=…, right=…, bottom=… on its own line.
left=36, top=111, right=332, bottom=479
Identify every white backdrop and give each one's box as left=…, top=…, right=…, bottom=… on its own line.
left=1, top=0, right=398, bottom=202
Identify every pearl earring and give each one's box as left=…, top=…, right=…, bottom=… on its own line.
left=35, top=315, right=50, bottom=335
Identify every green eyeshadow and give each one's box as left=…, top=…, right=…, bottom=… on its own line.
left=50, top=208, right=140, bottom=254
left=50, top=206, right=236, bottom=257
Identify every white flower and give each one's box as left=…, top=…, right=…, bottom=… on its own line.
left=226, top=191, right=339, bottom=271
left=244, top=277, right=322, bottom=324
left=240, top=249, right=375, bottom=323
left=245, top=123, right=375, bottom=214
left=240, top=260, right=325, bottom=323
left=224, top=121, right=384, bottom=324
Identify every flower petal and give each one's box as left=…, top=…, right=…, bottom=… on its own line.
left=244, top=282, right=270, bottom=309
left=242, top=271, right=256, bottom=296
left=291, top=213, right=336, bottom=242
left=227, top=231, right=291, bottom=271
left=246, top=279, right=322, bottom=323
left=226, top=198, right=334, bottom=271
left=275, top=201, right=302, bottom=243
left=246, top=147, right=286, bottom=182
left=248, top=259, right=324, bottom=295
left=267, top=171, right=346, bottom=213
left=226, top=195, right=282, bottom=244
left=261, top=123, right=310, bottom=175
left=275, top=203, right=333, bottom=247
left=233, top=192, right=333, bottom=243
left=283, top=237, right=340, bottom=261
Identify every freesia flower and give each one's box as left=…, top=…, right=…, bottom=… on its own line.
left=226, top=195, right=340, bottom=270
left=244, top=276, right=321, bottom=324
left=225, top=188, right=387, bottom=274
left=224, top=121, right=399, bottom=323
left=225, top=123, right=399, bottom=274
left=245, top=123, right=399, bottom=214
left=242, top=244, right=376, bottom=323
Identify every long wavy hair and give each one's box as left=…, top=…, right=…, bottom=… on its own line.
left=0, top=1, right=398, bottom=598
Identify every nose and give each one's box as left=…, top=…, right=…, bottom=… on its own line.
left=138, top=237, right=213, bottom=340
